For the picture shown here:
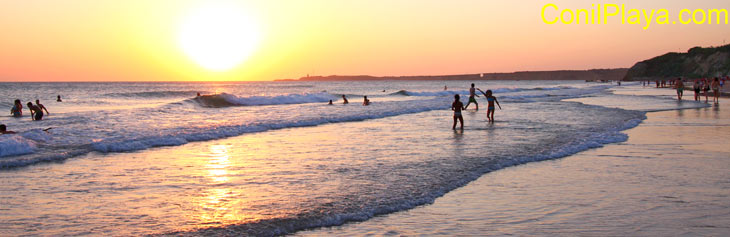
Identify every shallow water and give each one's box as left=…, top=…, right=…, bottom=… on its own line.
left=0, top=81, right=711, bottom=235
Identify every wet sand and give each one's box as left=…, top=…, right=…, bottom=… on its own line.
left=298, top=101, right=730, bottom=235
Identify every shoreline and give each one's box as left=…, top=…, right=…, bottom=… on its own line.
left=297, top=91, right=730, bottom=236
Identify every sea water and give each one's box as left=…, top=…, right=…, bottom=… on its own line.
left=0, top=80, right=709, bottom=235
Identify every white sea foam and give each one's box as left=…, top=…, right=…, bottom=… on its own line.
left=0, top=135, right=37, bottom=157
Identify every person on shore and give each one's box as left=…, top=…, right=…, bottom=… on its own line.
left=464, top=83, right=479, bottom=110
left=362, top=96, right=370, bottom=106
left=674, top=78, right=684, bottom=101
left=0, top=124, right=16, bottom=134
left=11, top=99, right=22, bottom=117
left=342, top=95, right=349, bottom=104
left=35, top=100, right=49, bottom=115
left=703, top=78, right=711, bottom=103
left=477, top=88, right=502, bottom=123
left=655, top=80, right=659, bottom=88
left=27, top=102, right=43, bottom=121
left=451, top=94, right=465, bottom=130
left=712, top=77, right=721, bottom=103
left=56, top=95, right=62, bottom=102
left=693, top=79, right=701, bottom=101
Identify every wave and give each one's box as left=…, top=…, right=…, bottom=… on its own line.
left=103, top=90, right=207, bottom=98
left=388, top=86, right=572, bottom=97
left=190, top=92, right=335, bottom=108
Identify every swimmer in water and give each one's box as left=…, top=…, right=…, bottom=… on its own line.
left=0, top=124, right=16, bottom=134
left=11, top=99, right=22, bottom=117
left=36, top=99, right=49, bottom=115
left=57, top=95, right=62, bottom=102
left=342, top=95, right=349, bottom=104
left=363, top=96, right=370, bottom=106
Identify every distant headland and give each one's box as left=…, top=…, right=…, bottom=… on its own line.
left=624, top=44, right=730, bottom=81
left=275, top=69, right=628, bottom=82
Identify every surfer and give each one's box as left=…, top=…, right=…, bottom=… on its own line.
left=11, top=99, right=23, bottom=117
left=342, top=95, right=349, bottom=104
left=452, top=94, right=465, bottom=130
left=464, top=83, right=479, bottom=110
left=27, top=102, right=43, bottom=121
left=477, top=89, right=502, bottom=123
left=363, top=96, right=370, bottom=106
left=36, top=100, right=49, bottom=115
left=0, top=124, right=16, bottom=134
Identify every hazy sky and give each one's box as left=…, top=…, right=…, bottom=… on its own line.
left=1, top=0, right=728, bottom=81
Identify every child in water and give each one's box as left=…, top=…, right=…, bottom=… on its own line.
left=27, top=102, right=43, bottom=121
left=11, top=99, right=23, bottom=117
left=452, top=94, right=465, bottom=130
left=477, top=89, right=501, bottom=123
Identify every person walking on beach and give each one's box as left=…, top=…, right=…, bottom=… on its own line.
left=451, top=94, right=465, bottom=130
left=693, top=79, right=701, bottom=101
left=35, top=100, right=49, bottom=115
left=342, top=95, right=349, bottom=104
left=26, top=102, right=43, bottom=121
left=11, top=99, right=23, bottom=117
left=464, top=83, right=479, bottom=110
left=703, top=78, right=711, bottom=103
left=674, top=78, right=684, bottom=101
left=477, top=89, right=501, bottom=123
left=712, top=77, right=721, bottom=103
left=363, top=96, right=370, bottom=106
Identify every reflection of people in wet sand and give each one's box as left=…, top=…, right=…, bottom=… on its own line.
left=363, top=96, right=370, bottom=106
left=56, top=95, right=62, bottom=102
left=464, top=83, right=479, bottom=110
left=452, top=94, right=465, bottom=130
left=674, top=78, right=684, bottom=101
left=0, top=124, right=16, bottom=134
left=11, top=99, right=23, bottom=117
left=36, top=100, right=49, bottom=115
left=477, top=89, right=501, bottom=123
left=27, top=102, right=43, bottom=121
left=342, top=95, right=349, bottom=104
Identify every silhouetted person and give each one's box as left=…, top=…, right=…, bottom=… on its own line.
left=452, top=94, right=465, bottom=130
left=342, top=95, right=349, bottom=104
left=477, top=89, right=502, bottom=123
left=35, top=99, right=49, bottom=115
left=27, top=102, right=43, bottom=121
left=712, top=77, right=721, bottom=103
left=56, top=95, right=62, bottom=102
left=363, top=96, right=370, bottom=106
left=464, top=83, right=479, bottom=110
left=675, top=78, right=684, bottom=101
left=11, top=99, right=22, bottom=117
left=197, top=92, right=201, bottom=97
left=0, top=124, right=16, bottom=134
left=328, top=100, right=333, bottom=105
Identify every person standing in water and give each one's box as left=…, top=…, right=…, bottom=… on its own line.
left=703, top=78, right=711, bottom=103
left=712, top=77, right=721, bottom=103
left=27, top=102, right=43, bottom=121
left=362, top=96, right=370, bottom=106
left=464, top=83, right=479, bottom=110
left=11, top=99, right=23, bottom=117
left=35, top=100, right=49, bottom=115
left=693, top=79, right=701, bottom=101
left=342, top=95, right=349, bottom=104
left=452, top=94, right=465, bottom=130
left=56, top=95, right=62, bottom=102
left=477, top=89, right=502, bottom=123
left=674, top=78, right=684, bottom=101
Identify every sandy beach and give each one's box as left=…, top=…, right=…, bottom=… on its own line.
left=299, top=90, right=730, bottom=236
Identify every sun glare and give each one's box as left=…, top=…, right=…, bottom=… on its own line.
left=178, top=3, right=261, bottom=71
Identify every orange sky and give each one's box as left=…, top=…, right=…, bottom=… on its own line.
left=1, top=0, right=728, bottom=81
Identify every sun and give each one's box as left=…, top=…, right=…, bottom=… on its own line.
left=178, top=3, right=261, bottom=71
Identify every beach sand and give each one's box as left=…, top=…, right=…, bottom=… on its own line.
left=298, top=101, right=730, bottom=235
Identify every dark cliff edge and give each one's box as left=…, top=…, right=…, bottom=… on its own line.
left=276, top=69, right=628, bottom=82
left=624, top=44, right=730, bottom=81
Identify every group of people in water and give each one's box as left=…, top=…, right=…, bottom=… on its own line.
left=327, top=94, right=369, bottom=106
left=452, top=83, right=501, bottom=130
left=11, top=99, right=50, bottom=121
left=670, top=77, right=724, bottom=103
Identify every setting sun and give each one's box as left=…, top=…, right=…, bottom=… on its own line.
left=178, top=2, right=261, bottom=71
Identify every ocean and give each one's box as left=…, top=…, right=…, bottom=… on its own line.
left=0, top=80, right=711, bottom=235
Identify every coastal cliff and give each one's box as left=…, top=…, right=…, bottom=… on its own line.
left=277, top=69, right=628, bottom=81
left=624, top=44, right=730, bottom=81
